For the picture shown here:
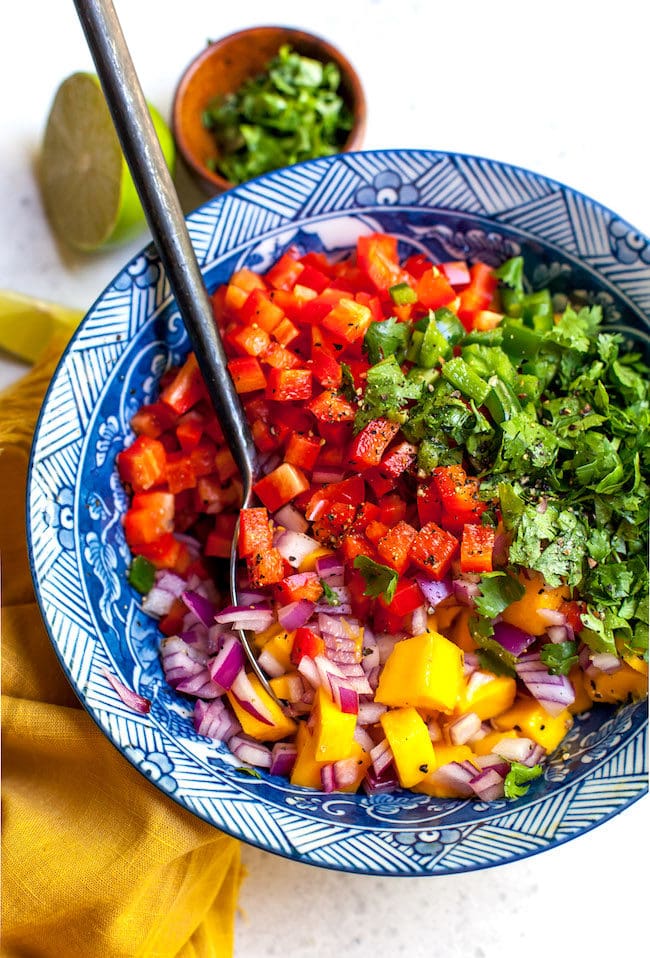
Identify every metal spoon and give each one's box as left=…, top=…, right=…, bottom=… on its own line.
left=73, top=0, right=277, bottom=697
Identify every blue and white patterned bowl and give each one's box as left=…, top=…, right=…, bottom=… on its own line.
left=27, top=149, right=649, bottom=876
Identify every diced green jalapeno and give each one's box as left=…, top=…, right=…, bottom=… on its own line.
left=501, top=321, right=543, bottom=359
left=389, top=282, right=417, bottom=305
left=433, top=307, right=465, bottom=345
left=127, top=555, right=156, bottom=595
left=441, top=356, right=491, bottom=404
left=484, top=378, right=522, bottom=423
left=420, top=321, right=453, bottom=367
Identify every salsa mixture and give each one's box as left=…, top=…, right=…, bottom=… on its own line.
left=117, top=232, right=649, bottom=800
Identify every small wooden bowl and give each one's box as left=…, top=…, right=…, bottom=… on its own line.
left=172, top=26, right=366, bottom=195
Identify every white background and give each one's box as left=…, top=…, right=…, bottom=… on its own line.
left=1, top=2, right=648, bottom=956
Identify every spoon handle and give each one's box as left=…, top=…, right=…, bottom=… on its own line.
left=73, top=0, right=257, bottom=500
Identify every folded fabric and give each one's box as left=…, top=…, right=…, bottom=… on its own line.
left=1, top=334, right=242, bottom=958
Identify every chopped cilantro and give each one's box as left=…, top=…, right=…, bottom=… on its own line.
left=503, top=762, right=543, bottom=799
left=473, top=571, right=525, bottom=620
left=354, top=355, right=421, bottom=432
left=319, top=580, right=340, bottom=606
left=540, top=640, right=579, bottom=675
left=353, top=556, right=398, bottom=603
left=363, top=316, right=412, bottom=365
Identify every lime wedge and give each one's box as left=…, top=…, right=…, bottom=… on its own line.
left=0, top=289, right=84, bottom=362
left=39, top=72, right=175, bottom=252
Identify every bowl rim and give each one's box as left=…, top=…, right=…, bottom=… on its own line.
left=171, top=24, right=367, bottom=194
left=27, top=147, right=649, bottom=876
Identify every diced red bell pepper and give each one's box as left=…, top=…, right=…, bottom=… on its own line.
left=238, top=507, right=273, bottom=558
left=409, top=521, right=459, bottom=579
left=240, top=288, right=285, bottom=333
left=363, top=467, right=397, bottom=499
left=380, top=578, right=425, bottom=617
left=265, top=250, right=305, bottom=290
left=276, top=572, right=323, bottom=604
left=348, top=418, right=401, bottom=469
left=321, top=297, right=373, bottom=344
left=265, top=367, right=312, bottom=402
left=460, top=523, right=495, bottom=573
left=165, top=452, right=197, bottom=495
left=403, top=253, right=434, bottom=280
left=433, top=465, right=488, bottom=531
left=304, top=476, right=366, bottom=521
left=457, top=262, right=499, bottom=329
left=132, top=533, right=188, bottom=572
left=123, top=491, right=175, bottom=546
left=298, top=264, right=331, bottom=294
left=159, top=597, right=189, bottom=636
left=213, top=446, right=238, bottom=483
left=253, top=463, right=310, bottom=513
left=204, top=513, right=238, bottom=559
left=378, top=493, right=407, bottom=526
left=290, top=626, right=326, bottom=665
left=341, top=532, right=375, bottom=564
left=357, top=233, right=411, bottom=292
left=260, top=341, right=302, bottom=370
left=160, top=353, right=206, bottom=415
left=309, top=327, right=343, bottom=390
left=175, top=410, right=205, bottom=451
left=228, top=356, right=267, bottom=394
left=377, top=441, right=417, bottom=483
left=416, top=482, right=442, bottom=526
left=560, top=600, right=587, bottom=634
left=365, top=520, right=390, bottom=545
left=284, top=432, right=322, bottom=473
left=228, top=323, right=271, bottom=357
left=247, top=547, right=285, bottom=587
left=117, top=435, right=167, bottom=492
left=351, top=501, right=382, bottom=532
left=416, top=268, right=457, bottom=310
left=130, top=402, right=177, bottom=439
left=308, top=390, right=356, bottom=425
left=272, top=317, right=300, bottom=347
left=376, top=520, right=418, bottom=574
left=312, top=500, right=357, bottom=545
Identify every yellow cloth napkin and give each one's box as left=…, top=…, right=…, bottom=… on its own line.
left=1, top=335, right=242, bottom=958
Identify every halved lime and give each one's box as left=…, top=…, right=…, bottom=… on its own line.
left=39, top=72, right=175, bottom=252
left=0, top=290, right=84, bottom=362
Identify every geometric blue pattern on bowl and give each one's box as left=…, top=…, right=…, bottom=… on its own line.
left=27, top=149, right=649, bottom=875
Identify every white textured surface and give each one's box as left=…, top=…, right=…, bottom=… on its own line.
left=1, top=1, right=648, bottom=955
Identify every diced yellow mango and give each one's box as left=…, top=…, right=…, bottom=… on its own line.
left=451, top=608, right=478, bottom=653
left=312, top=687, right=357, bottom=763
left=456, top=671, right=517, bottom=721
left=380, top=706, right=436, bottom=788
left=568, top=666, right=593, bottom=715
left=299, top=546, right=335, bottom=572
left=375, top=631, right=464, bottom=713
left=227, top=674, right=297, bottom=743
left=585, top=663, right=648, bottom=705
left=500, top=571, right=570, bottom=636
left=432, top=743, right=477, bottom=770
left=622, top=654, right=649, bottom=676
left=431, top=601, right=461, bottom=633
left=471, top=728, right=519, bottom=756
left=252, top=622, right=282, bottom=650
left=492, top=695, right=573, bottom=752
left=290, top=722, right=323, bottom=789
left=260, top=629, right=294, bottom=671
left=269, top=671, right=302, bottom=701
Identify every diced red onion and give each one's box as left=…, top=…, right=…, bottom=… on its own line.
left=470, top=767, right=505, bottom=801
left=175, top=668, right=225, bottom=699
left=449, top=711, right=482, bottom=746
left=269, top=742, right=297, bottom=777
left=472, top=755, right=510, bottom=776
left=426, top=761, right=476, bottom=797
left=274, top=530, right=320, bottom=568
left=357, top=700, right=387, bottom=726
left=427, top=717, right=442, bottom=743
left=590, top=652, right=622, bottom=674
left=154, top=570, right=187, bottom=597
left=546, top=624, right=570, bottom=644
left=273, top=503, right=309, bottom=534
left=328, top=674, right=359, bottom=714
left=256, top=647, right=286, bottom=679
left=193, top=698, right=241, bottom=740
left=315, top=553, right=345, bottom=581
left=493, top=621, right=536, bottom=657
left=495, top=736, right=539, bottom=765
left=209, top=635, right=245, bottom=690
left=463, top=651, right=480, bottom=677
left=362, top=765, right=400, bottom=795
left=297, top=655, right=321, bottom=689
left=142, top=585, right=179, bottom=618
left=353, top=725, right=375, bottom=752
left=317, top=613, right=348, bottom=637
left=360, top=632, right=380, bottom=672
left=370, top=738, right=393, bottom=776
left=312, top=465, right=346, bottom=484
left=229, top=733, right=273, bottom=768
left=181, top=589, right=217, bottom=627
left=515, top=652, right=575, bottom=716
left=214, top=604, right=274, bottom=633
left=409, top=604, right=428, bottom=636
left=230, top=670, right=275, bottom=724
left=161, top=635, right=208, bottom=688
left=537, top=607, right=567, bottom=627
left=101, top=668, right=151, bottom=714
left=465, top=670, right=496, bottom=699
left=234, top=589, right=270, bottom=606
left=415, top=574, right=453, bottom=609
left=278, top=599, right=315, bottom=631
left=376, top=633, right=404, bottom=665
left=453, top=575, right=481, bottom=606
